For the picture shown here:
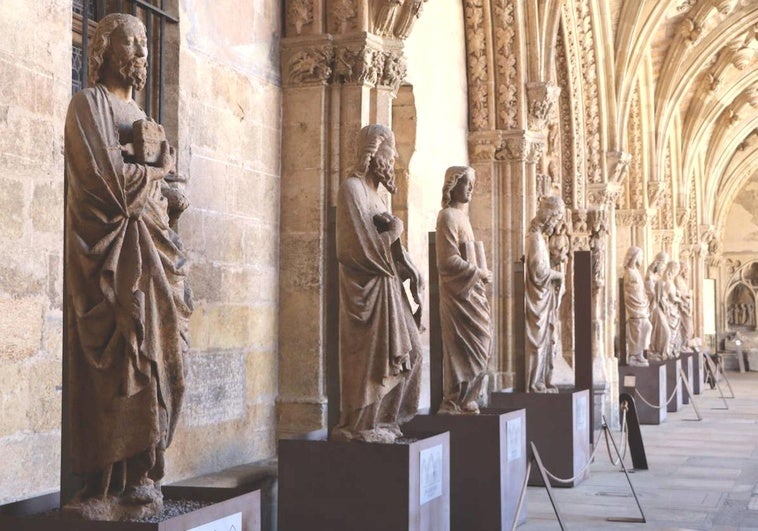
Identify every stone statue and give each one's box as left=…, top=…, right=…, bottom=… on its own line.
left=663, top=261, right=683, bottom=356
left=64, top=14, right=192, bottom=520
left=435, top=166, right=492, bottom=415
left=675, top=261, right=694, bottom=347
left=332, top=124, right=422, bottom=443
left=525, top=195, right=566, bottom=393
left=646, top=252, right=671, bottom=361
left=623, top=247, right=651, bottom=367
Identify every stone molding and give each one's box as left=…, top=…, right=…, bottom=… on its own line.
left=615, top=208, right=655, bottom=227
left=468, top=130, right=544, bottom=163
left=587, top=181, right=622, bottom=207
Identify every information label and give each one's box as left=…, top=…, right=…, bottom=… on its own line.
left=187, top=512, right=242, bottom=531
left=506, top=417, right=522, bottom=462
left=419, top=444, right=443, bottom=505
left=576, top=394, right=588, bottom=431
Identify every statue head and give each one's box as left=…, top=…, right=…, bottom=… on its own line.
left=665, top=260, right=680, bottom=280
left=441, top=166, right=475, bottom=207
left=354, top=124, right=397, bottom=193
left=88, top=13, right=148, bottom=91
left=679, top=260, right=690, bottom=279
left=532, top=194, right=566, bottom=234
left=648, top=251, right=669, bottom=274
left=624, top=246, right=643, bottom=269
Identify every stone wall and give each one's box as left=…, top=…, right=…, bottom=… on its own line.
left=166, top=0, right=282, bottom=481
left=0, top=0, right=282, bottom=503
left=0, top=0, right=70, bottom=505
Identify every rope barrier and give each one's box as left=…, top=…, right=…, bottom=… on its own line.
left=633, top=379, right=680, bottom=409
left=541, top=438, right=601, bottom=484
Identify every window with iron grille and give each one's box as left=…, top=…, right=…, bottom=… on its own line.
left=72, top=0, right=179, bottom=124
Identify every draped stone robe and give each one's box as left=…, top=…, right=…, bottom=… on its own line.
left=435, top=207, right=491, bottom=404
left=623, top=266, right=652, bottom=358
left=335, top=175, right=421, bottom=426
left=64, top=86, right=192, bottom=478
left=525, top=229, right=559, bottom=390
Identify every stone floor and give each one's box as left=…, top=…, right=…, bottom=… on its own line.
left=520, top=370, right=758, bottom=530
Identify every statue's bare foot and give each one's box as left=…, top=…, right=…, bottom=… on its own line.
left=530, top=382, right=547, bottom=393
left=378, top=423, right=403, bottom=438
left=545, top=385, right=559, bottom=394
left=356, top=428, right=397, bottom=444
left=123, top=478, right=162, bottom=505
left=461, top=401, right=480, bottom=414
left=437, top=400, right=461, bottom=415
left=628, top=354, right=649, bottom=367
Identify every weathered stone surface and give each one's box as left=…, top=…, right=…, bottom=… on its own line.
left=184, top=351, right=247, bottom=427
left=0, top=297, right=43, bottom=360
left=0, top=178, right=25, bottom=239
left=0, top=431, right=60, bottom=505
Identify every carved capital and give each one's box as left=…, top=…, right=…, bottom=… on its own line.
left=378, top=50, right=407, bottom=93
left=653, top=229, right=675, bottom=249
left=281, top=37, right=334, bottom=87
left=615, top=208, right=654, bottom=227
left=468, top=131, right=501, bottom=162
left=494, top=130, right=544, bottom=163
left=526, top=82, right=561, bottom=130
left=332, top=35, right=405, bottom=90
left=587, top=181, right=622, bottom=207
left=607, top=150, right=631, bottom=185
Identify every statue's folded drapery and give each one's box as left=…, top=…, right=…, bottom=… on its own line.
left=65, top=86, right=191, bottom=475
left=436, top=207, right=490, bottom=399
left=336, top=176, right=420, bottom=417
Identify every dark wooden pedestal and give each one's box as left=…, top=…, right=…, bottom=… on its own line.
left=619, top=364, right=666, bottom=424
left=689, top=350, right=704, bottom=394
left=680, top=353, right=694, bottom=404
left=403, top=409, right=527, bottom=531
left=488, top=390, right=590, bottom=488
left=278, top=431, right=450, bottom=531
left=0, top=487, right=261, bottom=531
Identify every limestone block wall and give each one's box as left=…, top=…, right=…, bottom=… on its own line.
left=0, top=0, right=282, bottom=503
left=0, top=0, right=70, bottom=505
left=167, top=0, right=281, bottom=481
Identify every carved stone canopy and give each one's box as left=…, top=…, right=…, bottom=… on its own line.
left=526, top=82, right=561, bottom=131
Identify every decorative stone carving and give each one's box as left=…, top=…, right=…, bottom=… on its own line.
left=493, top=0, right=518, bottom=129
left=332, top=0, right=357, bottom=33
left=575, top=0, right=602, bottom=184
left=646, top=252, right=672, bottom=361
left=282, top=43, right=334, bottom=86
left=607, top=151, right=631, bottom=186
left=675, top=261, right=695, bottom=348
left=63, top=14, right=193, bottom=520
left=395, top=0, right=427, bottom=39
left=663, top=261, right=684, bottom=355
left=616, top=209, right=654, bottom=227
left=494, top=132, right=544, bottom=163
left=332, top=124, right=422, bottom=443
left=373, top=0, right=404, bottom=37
left=526, top=82, right=561, bottom=131
left=468, top=131, right=500, bottom=162
left=435, top=166, right=492, bottom=415
left=286, top=0, right=314, bottom=35
left=525, top=195, right=566, bottom=393
left=588, top=181, right=623, bottom=207
left=334, top=44, right=383, bottom=86
left=464, top=0, right=492, bottom=131
left=623, top=247, right=651, bottom=367
left=588, top=208, right=607, bottom=288
left=379, top=51, right=407, bottom=92
left=648, top=180, right=666, bottom=209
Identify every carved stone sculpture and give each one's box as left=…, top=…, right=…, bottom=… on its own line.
left=525, top=195, right=566, bottom=393
left=675, top=261, right=694, bottom=347
left=435, top=166, right=492, bottom=415
left=623, top=247, right=651, bottom=367
left=64, top=14, right=192, bottom=520
left=663, top=261, right=683, bottom=356
left=332, top=124, right=422, bottom=443
left=646, top=252, right=671, bottom=361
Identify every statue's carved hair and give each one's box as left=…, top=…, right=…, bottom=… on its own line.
left=441, top=166, right=474, bottom=208
left=532, top=194, right=565, bottom=231
left=88, top=13, right=144, bottom=87
left=353, top=124, right=394, bottom=178
left=624, top=246, right=642, bottom=269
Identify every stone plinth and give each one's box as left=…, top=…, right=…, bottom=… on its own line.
left=488, top=390, right=590, bottom=487
left=403, top=410, right=527, bottom=530
left=0, top=487, right=261, bottom=530
left=278, top=431, right=450, bottom=531
left=619, top=364, right=667, bottom=425
left=680, top=353, right=694, bottom=404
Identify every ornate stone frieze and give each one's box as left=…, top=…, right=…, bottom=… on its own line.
left=555, top=22, right=577, bottom=209
left=282, top=40, right=334, bottom=86
left=526, top=82, right=560, bottom=131
left=629, top=87, right=644, bottom=209
left=464, top=0, right=492, bottom=131
left=575, top=0, right=602, bottom=184
left=334, top=44, right=381, bottom=85
left=493, top=0, right=518, bottom=129
left=653, top=229, right=675, bottom=249
left=286, top=0, right=315, bottom=35
left=332, top=0, right=357, bottom=34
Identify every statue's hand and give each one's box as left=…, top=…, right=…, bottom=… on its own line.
left=478, top=268, right=493, bottom=284
left=151, top=140, right=175, bottom=180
